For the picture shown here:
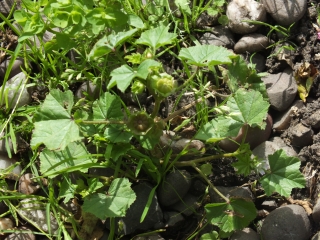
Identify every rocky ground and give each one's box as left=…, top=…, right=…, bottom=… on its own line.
left=1, top=0, right=320, bottom=239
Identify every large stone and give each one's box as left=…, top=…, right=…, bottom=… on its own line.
left=199, top=26, right=235, bottom=48
left=234, top=34, right=269, bottom=53
left=116, top=183, right=164, bottom=235
left=262, top=68, right=297, bottom=111
left=157, top=170, right=191, bottom=207
left=230, top=228, right=260, bottom=240
left=261, top=0, right=307, bottom=26
left=0, top=57, right=25, bottom=83
left=227, top=0, right=266, bottom=34
left=261, top=205, right=311, bottom=240
left=288, top=123, right=313, bottom=147
left=0, top=0, right=21, bottom=16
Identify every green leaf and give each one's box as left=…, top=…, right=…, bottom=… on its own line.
left=175, top=0, right=191, bottom=15
left=108, top=65, right=136, bottom=92
left=40, top=141, right=96, bottom=178
left=82, top=178, right=136, bottom=219
left=92, top=92, right=122, bottom=121
left=128, top=14, right=144, bottom=28
left=205, top=197, right=256, bottom=232
left=196, top=89, right=269, bottom=142
left=136, top=25, right=177, bottom=51
left=227, top=89, right=269, bottom=128
left=260, top=149, right=306, bottom=197
left=179, top=45, right=234, bottom=67
left=59, top=178, right=77, bottom=203
left=200, top=231, right=219, bottom=240
left=136, top=59, right=162, bottom=79
left=31, top=89, right=82, bottom=150
left=232, top=144, right=255, bottom=176
left=104, top=125, right=133, bottom=143
left=88, top=29, right=137, bottom=60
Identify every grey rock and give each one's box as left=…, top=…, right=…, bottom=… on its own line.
left=18, top=173, right=43, bottom=195
left=209, top=186, right=253, bottom=203
left=253, top=138, right=298, bottom=163
left=303, top=109, right=320, bottom=129
left=234, top=34, right=269, bottom=53
left=0, top=0, right=21, bottom=16
left=313, top=198, right=320, bottom=224
left=172, top=139, right=205, bottom=154
left=4, top=227, right=36, bottom=240
left=1, top=72, right=31, bottom=109
left=157, top=170, right=191, bottom=207
left=196, top=12, right=217, bottom=27
left=261, top=200, right=278, bottom=210
left=0, top=218, right=13, bottom=230
left=261, top=205, right=311, bottom=240
left=241, top=53, right=266, bottom=72
left=169, top=193, right=200, bottom=216
left=289, top=123, right=313, bottom=147
left=118, top=183, right=163, bottom=235
left=273, top=100, right=304, bottom=131
left=261, top=0, right=307, bottom=26
left=312, top=232, right=320, bottom=240
left=0, top=57, right=25, bottom=83
left=0, top=154, right=21, bottom=177
left=75, top=81, right=100, bottom=100
left=163, top=211, right=184, bottom=227
left=18, top=198, right=59, bottom=233
left=199, top=26, right=235, bottom=48
left=227, top=0, right=266, bottom=34
left=230, top=228, right=260, bottom=240
left=262, top=68, right=297, bottom=111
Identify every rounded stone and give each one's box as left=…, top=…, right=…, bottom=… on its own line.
left=199, top=26, right=235, bottom=48
left=261, top=0, right=307, bottom=26
left=230, top=228, right=260, bottom=240
left=234, top=34, right=269, bottom=53
left=18, top=173, right=41, bottom=195
left=261, top=205, right=311, bottom=240
left=289, top=123, right=313, bottom=147
left=262, top=68, right=297, bottom=111
left=0, top=57, right=25, bottom=83
left=312, top=198, right=320, bottom=224
left=157, top=170, right=191, bottom=207
left=227, top=0, right=266, bottom=34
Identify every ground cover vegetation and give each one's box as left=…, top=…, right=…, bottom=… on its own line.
left=0, top=0, right=307, bottom=239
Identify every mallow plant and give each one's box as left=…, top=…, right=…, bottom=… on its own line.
left=0, top=0, right=306, bottom=239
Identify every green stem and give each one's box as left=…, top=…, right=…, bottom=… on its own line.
left=81, top=120, right=126, bottom=125
left=193, top=164, right=229, bottom=202
left=150, top=96, right=164, bottom=119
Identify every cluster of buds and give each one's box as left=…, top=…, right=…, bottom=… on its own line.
left=150, top=72, right=177, bottom=97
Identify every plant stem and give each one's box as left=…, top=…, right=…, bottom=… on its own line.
left=81, top=120, right=126, bottom=125
left=193, top=164, right=229, bottom=202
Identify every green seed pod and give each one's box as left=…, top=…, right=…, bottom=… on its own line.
left=131, top=79, right=145, bottom=94
left=151, top=73, right=177, bottom=97
left=127, top=112, right=154, bottom=135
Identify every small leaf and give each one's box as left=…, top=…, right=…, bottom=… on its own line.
left=179, top=45, right=234, bottom=67
left=205, top=197, right=256, bottom=233
left=232, top=144, right=254, bottom=176
left=92, top=92, right=122, bottom=121
left=175, top=0, right=191, bottom=15
left=108, top=65, right=136, bottom=92
left=136, top=25, right=177, bottom=51
left=82, top=178, right=136, bottom=219
left=40, top=141, right=96, bottom=178
left=104, top=125, right=133, bottom=143
left=200, top=231, right=219, bottom=240
left=259, top=149, right=306, bottom=197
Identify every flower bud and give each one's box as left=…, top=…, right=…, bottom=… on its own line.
left=150, top=73, right=177, bottom=97
left=131, top=79, right=145, bottom=94
left=127, top=112, right=154, bottom=135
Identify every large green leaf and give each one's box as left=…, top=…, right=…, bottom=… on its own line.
left=205, top=197, right=256, bottom=233
left=82, top=178, right=136, bottom=219
left=260, top=150, right=306, bottom=197
left=136, top=25, right=177, bottom=51
left=195, top=89, right=269, bottom=142
left=40, top=141, right=96, bottom=178
left=92, top=92, right=122, bottom=120
left=179, top=45, right=234, bottom=67
left=31, top=89, right=82, bottom=150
